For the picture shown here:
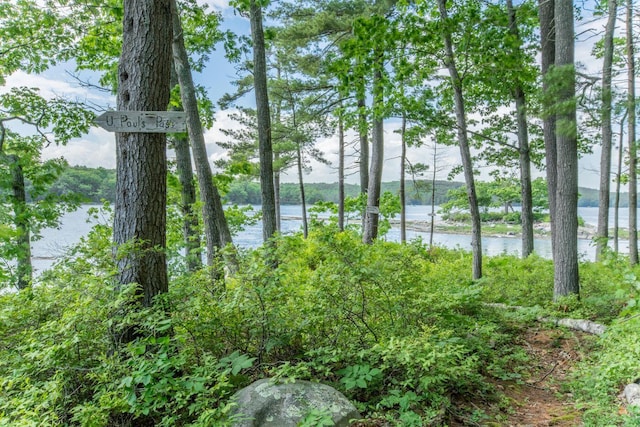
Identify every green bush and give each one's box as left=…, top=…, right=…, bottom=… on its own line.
left=571, top=316, right=640, bottom=426
left=3, top=217, right=638, bottom=425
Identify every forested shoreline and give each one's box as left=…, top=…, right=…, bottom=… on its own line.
left=46, top=165, right=628, bottom=207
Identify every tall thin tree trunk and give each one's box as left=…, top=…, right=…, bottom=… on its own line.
left=400, top=113, right=407, bottom=244
left=172, top=135, right=203, bottom=272
left=274, top=163, right=281, bottom=232
left=507, top=0, right=534, bottom=258
left=596, top=0, right=618, bottom=260
left=274, top=66, right=282, bottom=232
left=296, top=143, right=308, bottom=238
left=614, top=113, right=626, bottom=253
left=170, top=66, right=202, bottom=272
left=358, top=80, right=369, bottom=195
left=8, top=154, right=32, bottom=289
left=362, top=53, right=384, bottom=244
left=539, top=0, right=557, bottom=260
left=553, top=0, right=579, bottom=299
left=338, top=113, right=345, bottom=231
left=114, top=0, right=171, bottom=344
left=430, top=143, right=437, bottom=249
left=437, top=0, right=482, bottom=279
left=626, top=0, right=638, bottom=265
left=171, top=0, right=233, bottom=279
left=250, top=0, right=277, bottom=242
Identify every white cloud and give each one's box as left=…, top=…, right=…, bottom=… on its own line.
left=2, top=70, right=113, bottom=104
left=201, top=109, right=246, bottom=167
left=199, top=0, right=231, bottom=12
left=42, top=128, right=116, bottom=169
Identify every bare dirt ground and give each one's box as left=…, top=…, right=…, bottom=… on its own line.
left=444, top=325, right=595, bottom=426
left=488, top=326, right=591, bottom=426
left=352, top=326, right=600, bottom=426
left=460, top=325, right=604, bottom=427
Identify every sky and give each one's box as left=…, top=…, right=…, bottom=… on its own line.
left=1, top=0, right=633, bottom=190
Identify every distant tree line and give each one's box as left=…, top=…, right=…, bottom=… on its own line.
left=43, top=166, right=630, bottom=208
left=47, top=166, right=116, bottom=203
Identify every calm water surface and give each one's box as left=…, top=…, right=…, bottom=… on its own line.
left=32, top=205, right=632, bottom=274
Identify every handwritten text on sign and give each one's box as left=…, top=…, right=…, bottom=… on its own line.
left=95, top=111, right=187, bottom=133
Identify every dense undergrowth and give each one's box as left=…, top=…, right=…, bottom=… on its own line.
left=1, top=219, right=639, bottom=426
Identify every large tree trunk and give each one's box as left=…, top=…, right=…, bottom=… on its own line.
left=250, top=0, right=277, bottom=242
left=539, top=0, right=557, bottom=260
left=437, top=0, right=482, bottom=279
left=614, top=113, right=626, bottom=254
left=172, top=134, right=203, bottom=272
left=338, top=113, right=345, bottom=231
left=8, top=154, right=32, bottom=289
left=553, top=0, right=579, bottom=299
left=507, top=0, right=534, bottom=258
left=400, top=113, right=407, bottom=244
left=626, top=0, right=638, bottom=265
left=171, top=0, right=232, bottom=278
left=596, top=0, right=617, bottom=260
left=362, top=53, right=384, bottom=244
left=114, top=0, right=171, bottom=329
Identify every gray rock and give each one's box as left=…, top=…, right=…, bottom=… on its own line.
left=624, top=383, right=640, bottom=408
left=229, top=379, right=361, bottom=427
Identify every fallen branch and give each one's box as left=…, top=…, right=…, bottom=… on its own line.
left=536, top=317, right=607, bottom=336
left=531, top=361, right=559, bottom=384
left=483, top=303, right=607, bottom=336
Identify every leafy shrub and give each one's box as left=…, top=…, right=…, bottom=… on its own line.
left=6, top=216, right=636, bottom=425
left=571, top=316, right=640, bottom=426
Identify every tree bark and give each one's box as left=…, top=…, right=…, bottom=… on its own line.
left=171, top=0, right=233, bottom=277
left=250, top=0, right=277, bottom=242
left=626, top=0, right=638, bottom=265
left=553, top=0, right=579, bottom=299
left=400, top=113, right=407, bottom=244
left=437, top=0, right=482, bottom=279
left=362, top=53, right=384, bottom=244
left=8, top=154, right=32, bottom=289
left=114, top=0, right=171, bottom=316
left=539, top=0, right=557, bottom=260
left=507, top=0, right=534, bottom=258
left=596, top=0, right=617, bottom=260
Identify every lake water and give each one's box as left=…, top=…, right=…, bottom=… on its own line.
left=31, top=204, right=633, bottom=274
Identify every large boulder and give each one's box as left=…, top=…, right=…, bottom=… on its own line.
left=229, top=379, right=361, bottom=426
